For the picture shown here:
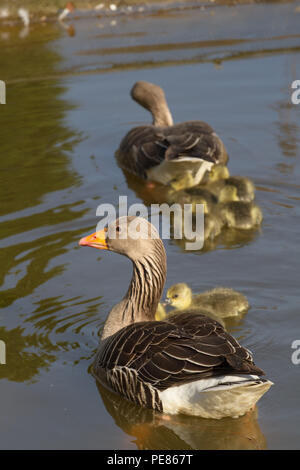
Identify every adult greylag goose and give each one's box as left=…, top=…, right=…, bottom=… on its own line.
left=164, top=283, right=249, bottom=318
left=79, top=216, right=272, bottom=419
left=116, top=81, right=228, bottom=187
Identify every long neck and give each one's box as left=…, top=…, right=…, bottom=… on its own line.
left=101, top=240, right=166, bottom=340
left=150, top=100, right=174, bottom=127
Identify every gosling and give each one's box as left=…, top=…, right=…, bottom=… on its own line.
left=164, top=283, right=249, bottom=318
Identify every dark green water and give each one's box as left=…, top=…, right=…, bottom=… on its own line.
left=0, top=2, right=299, bottom=449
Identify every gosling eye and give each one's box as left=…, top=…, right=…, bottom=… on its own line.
left=173, top=294, right=178, bottom=299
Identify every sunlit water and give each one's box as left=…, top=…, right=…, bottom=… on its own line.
left=0, top=2, right=299, bottom=449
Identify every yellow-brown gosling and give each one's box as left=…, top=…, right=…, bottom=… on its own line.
left=205, top=164, right=230, bottom=183
left=203, top=211, right=224, bottom=240
left=167, top=175, right=224, bottom=240
left=169, top=171, right=255, bottom=207
left=217, top=177, right=255, bottom=203
left=204, top=169, right=255, bottom=203
left=165, top=283, right=249, bottom=318
left=155, top=302, right=167, bottom=321
left=219, top=197, right=263, bottom=230
left=167, top=183, right=218, bottom=215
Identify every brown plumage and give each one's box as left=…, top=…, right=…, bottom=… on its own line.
left=116, top=82, right=228, bottom=185
left=79, top=216, right=272, bottom=417
left=95, top=312, right=264, bottom=412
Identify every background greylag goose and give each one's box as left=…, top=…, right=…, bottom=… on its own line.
left=79, top=216, right=272, bottom=419
left=116, top=81, right=228, bottom=187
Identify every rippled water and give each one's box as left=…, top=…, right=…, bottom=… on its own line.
left=0, top=2, right=300, bottom=449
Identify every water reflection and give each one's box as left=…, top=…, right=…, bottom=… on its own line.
left=0, top=324, right=56, bottom=382
left=0, top=23, right=87, bottom=382
left=0, top=2, right=299, bottom=448
left=97, top=382, right=267, bottom=450
left=273, top=56, right=299, bottom=176
left=0, top=225, right=104, bottom=382
left=59, top=21, right=76, bottom=37
left=0, top=28, right=82, bottom=216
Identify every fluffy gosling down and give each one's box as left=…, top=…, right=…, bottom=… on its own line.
left=203, top=165, right=255, bottom=203
left=168, top=170, right=262, bottom=232
left=163, top=283, right=249, bottom=318
left=220, top=199, right=263, bottom=230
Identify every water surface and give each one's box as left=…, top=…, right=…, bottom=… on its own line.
left=0, top=2, right=300, bottom=449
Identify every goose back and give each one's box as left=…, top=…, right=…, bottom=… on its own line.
left=116, top=121, right=228, bottom=182
left=94, top=312, right=264, bottom=412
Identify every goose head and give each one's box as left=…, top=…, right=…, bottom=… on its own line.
left=131, top=81, right=174, bottom=127
left=79, top=217, right=167, bottom=337
left=79, top=216, right=163, bottom=262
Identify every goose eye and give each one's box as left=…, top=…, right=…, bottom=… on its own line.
left=116, top=226, right=121, bottom=232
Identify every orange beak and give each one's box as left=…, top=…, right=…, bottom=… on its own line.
left=79, top=229, right=108, bottom=250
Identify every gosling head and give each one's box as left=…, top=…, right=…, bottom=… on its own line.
left=165, top=283, right=192, bottom=310
left=209, top=165, right=230, bottom=182
left=79, top=216, right=165, bottom=263
left=169, top=173, right=195, bottom=191
left=219, top=185, right=239, bottom=203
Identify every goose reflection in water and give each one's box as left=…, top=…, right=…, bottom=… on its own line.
left=96, top=382, right=267, bottom=450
